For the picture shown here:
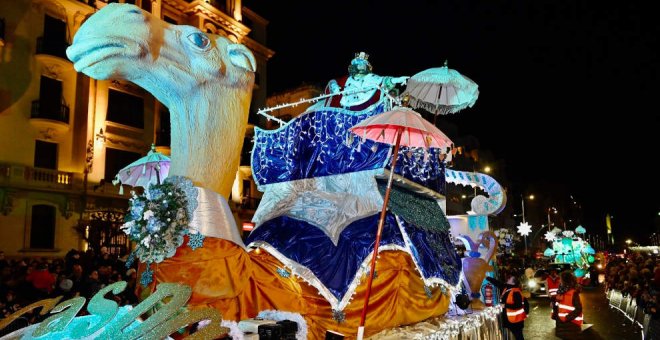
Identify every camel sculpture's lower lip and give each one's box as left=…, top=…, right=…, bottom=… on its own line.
left=67, top=40, right=130, bottom=73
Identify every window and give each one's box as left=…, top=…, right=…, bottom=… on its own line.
left=156, top=105, right=171, bottom=147
left=141, top=0, right=152, bottom=12
left=34, top=75, right=68, bottom=123
left=0, top=18, right=5, bottom=46
left=39, top=14, right=67, bottom=58
left=242, top=179, right=250, bottom=196
left=34, top=140, right=58, bottom=170
left=30, top=205, right=56, bottom=249
left=104, top=148, right=141, bottom=182
left=106, top=89, right=144, bottom=129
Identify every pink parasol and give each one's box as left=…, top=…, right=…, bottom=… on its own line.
left=350, top=107, right=453, bottom=149
left=350, top=106, right=452, bottom=339
left=112, top=144, right=170, bottom=194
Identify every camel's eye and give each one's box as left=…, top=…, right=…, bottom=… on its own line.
left=187, top=32, right=210, bottom=49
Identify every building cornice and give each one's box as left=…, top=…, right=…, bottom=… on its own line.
left=164, top=0, right=250, bottom=39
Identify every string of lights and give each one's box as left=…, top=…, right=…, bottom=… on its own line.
left=256, top=85, right=402, bottom=127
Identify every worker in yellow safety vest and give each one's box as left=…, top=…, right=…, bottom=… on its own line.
left=552, top=271, right=584, bottom=339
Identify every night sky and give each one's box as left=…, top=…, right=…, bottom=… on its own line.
left=243, top=1, right=659, bottom=244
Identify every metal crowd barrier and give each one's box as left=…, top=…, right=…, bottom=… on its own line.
left=606, top=289, right=658, bottom=340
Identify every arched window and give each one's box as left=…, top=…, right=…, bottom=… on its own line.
left=30, top=204, right=56, bottom=249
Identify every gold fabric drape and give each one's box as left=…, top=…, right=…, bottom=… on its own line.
left=147, top=237, right=450, bottom=339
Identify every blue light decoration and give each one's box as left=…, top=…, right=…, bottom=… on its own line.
left=548, top=231, right=596, bottom=273
left=251, top=103, right=447, bottom=194
left=544, top=248, right=555, bottom=257
left=574, top=268, right=587, bottom=278
left=468, top=215, right=488, bottom=232
left=425, top=285, right=433, bottom=299
left=140, top=265, right=153, bottom=287
left=276, top=267, right=291, bottom=278
left=186, top=232, right=205, bottom=251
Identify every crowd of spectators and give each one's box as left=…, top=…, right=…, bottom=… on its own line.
left=603, top=252, right=660, bottom=339
left=0, top=248, right=139, bottom=334
left=605, top=253, right=660, bottom=317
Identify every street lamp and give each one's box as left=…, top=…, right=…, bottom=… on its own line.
left=484, top=166, right=491, bottom=173
left=626, top=239, right=632, bottom=245
left=547, top=207, right=558, bottom=229
left=530, top=223, right=551, bottom=247
left=521, top=194, right=534, bottom=223
left=520, top=194, right=534, bottom=257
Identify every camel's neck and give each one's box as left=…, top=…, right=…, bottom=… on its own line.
left=168, top=84, right=251, bottom=197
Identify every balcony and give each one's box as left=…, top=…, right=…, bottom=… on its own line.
left=30, top=100, right=70, bottom=134
left=31, top=100, right=69, bottom=123
left=0, top=163, right=74, bottom=192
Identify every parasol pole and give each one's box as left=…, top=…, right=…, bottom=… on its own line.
left=357, top=127, right=404, bottom=340
left=155, top=162, right=161, bottom=185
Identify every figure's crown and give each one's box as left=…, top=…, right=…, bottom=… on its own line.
left=354, top=52, right=369, bottom=60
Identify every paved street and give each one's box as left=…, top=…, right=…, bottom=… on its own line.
left=524, top=286, right=642, bottom=339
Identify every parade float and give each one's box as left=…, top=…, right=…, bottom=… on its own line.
left=544, top=226, right=597, bottom=279
left=1, top=4, right=508, bottom=339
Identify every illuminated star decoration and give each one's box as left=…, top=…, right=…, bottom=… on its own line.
left=140, top=265, right=153, bottom=287
left=187, top=232, right=205, bottom=251
left=332, top=309, right=346, bottom=323
left=276, top=267, right=291, bottom=278
left=544, top=231, right=557, bottom=242
left=516, top=222, right=532, bottom=237
left=424, top=285, right=433, bottom=299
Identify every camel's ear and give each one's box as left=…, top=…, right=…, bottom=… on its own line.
left=227, top=44, right=256, bottom=72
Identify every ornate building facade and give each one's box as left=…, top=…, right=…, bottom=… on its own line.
left=0, top=0, right=272, bottom=257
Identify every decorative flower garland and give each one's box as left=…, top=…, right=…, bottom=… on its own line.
left=122, top=177, right=204, bottom=286
left=494, top=228, right=518, bottom=254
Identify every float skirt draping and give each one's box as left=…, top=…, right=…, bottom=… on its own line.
left=148, top=236, right=450, bottom=339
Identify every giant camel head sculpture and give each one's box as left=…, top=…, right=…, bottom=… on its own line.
left=68, top=3, right=256, bottom=197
